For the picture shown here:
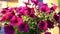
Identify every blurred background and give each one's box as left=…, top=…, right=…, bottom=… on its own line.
left=0, top=0, right=59, bottom=34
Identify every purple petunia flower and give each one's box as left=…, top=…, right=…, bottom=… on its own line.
left=39, top=4, right=50, bottom=13
left=4, top=24, right=15, bottom=34
left=47, top=20, right=54, bottom=28
left=45, top=32, right=51, bottom=34
left=37, top=21, right=48, bottom=30
left=18, top=22, right=29, bottom=32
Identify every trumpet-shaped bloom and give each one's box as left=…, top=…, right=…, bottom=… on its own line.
left=10, top=16, right=18, bottom=26
left=4, top=24, right=15, bottom=34
left=39, top=4, right=50, bottom=12
left=18, top=22, right=29, bottom=32
left=53, top=13, right=60, bottom=23
left=37, top=21, right=48, bottom=30
left=47, top=20, right=54, bottom=28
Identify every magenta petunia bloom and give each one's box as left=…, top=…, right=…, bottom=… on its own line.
left=8, top=7, right=15, bottom=12
left=5, top=13, right=13, bottom=21
left=45, top=32, right=51, bottom=34
left=27, top=8, right=37, bottom=18
left=47, top=20, right=54, bottom=28
left=31, top=0, right=38, bottom=5
left=3, top=7, right=9, bottom=10
left=23, top=7, right=34, bottom=16
left=31, top=0, right=38, bottom=3
left=1, top=10, right=7, bottom=14
left=23, top=10, right=29, bottom=16
left=50, top=4, right=57, bottom=11
left=39, top=4, right=50, bottom=12
left=53, top=13, right=60, bottom=23
left=0, top=8, right=9, bottom=14
left=10, top=16, right=18, bottom=26
left=0, top=16, right=6, bottom=22
left=16, top=7, right=23, bottom=13
left=18, top=22, right=29, bottom=32
left=4, top=24, right=15, bottom=34
left=37, top=21, right=48, bottom=30
left=16, top=7, right=24, bottom=17
left=17, top=17, right=23, bottom=25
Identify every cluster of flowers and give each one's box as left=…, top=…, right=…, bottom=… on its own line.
left=0, top=0, right=59, bottom=34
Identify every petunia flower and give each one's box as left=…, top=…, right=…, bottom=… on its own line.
left=53, top=13, right=60, bottom=23
left=4, top=24, right=15, bottom=34
left=0, top=8, right=9, bottom=14
left=5, top=13, right=13, bottom=21
left=23, top=10, right=29, bottom=16
left=16, top=7, right=23, bottom=13
left=39, top=4, right=50, bottom=13
left=45, top=32, right=51, bottom=34
left=50, top=4, right=57, bottom=11
left=47, top=20, right=54, bottom=28
left=18, top=22, right=29, bottom=32
left=0, top=15, right=6, bottom=22
left=23, top=7, right=35, bottom=16
left=10, top=16, right=18, bottom=26
left=16, top=7, right=24, bottom=17
left=37, top=21, right=48, bottom=30
left=1, top=10, right=7, bottom=14
left=8, top=7, right=15, bottom=12
left=0, top=10, right=8, bottom=15
left=31, top=0, right=38, bottom=5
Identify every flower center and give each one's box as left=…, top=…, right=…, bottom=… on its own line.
left=42, top=9, right=46, bottom=12
left=8, top=26, right=14, bottom=30
left=13, top=19, right=18, bottom=23
left=21, top=24, right=25, bottom=28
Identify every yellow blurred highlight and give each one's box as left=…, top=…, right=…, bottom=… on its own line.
left=8, top=2, right=18, bottom=8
